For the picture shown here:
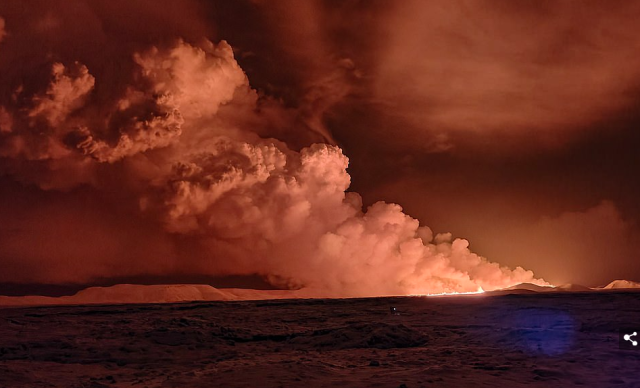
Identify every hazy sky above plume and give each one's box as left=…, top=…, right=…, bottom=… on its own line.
left=0, top=0, right=639, bottom=294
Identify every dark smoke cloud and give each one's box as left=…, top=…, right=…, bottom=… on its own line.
left=373, top=0, right=640, bottom=143
left=0, top=1, right=547, bottom=295
left=257, top=0, right=640, bottom=154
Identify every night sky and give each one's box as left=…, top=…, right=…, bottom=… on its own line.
left=0, top=0, right=638, bottom=295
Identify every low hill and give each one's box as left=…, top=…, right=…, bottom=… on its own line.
left=504, top=283, right=556, bottom=292
left=0, top=284, right=303, bottom=307
left=603, top=280, right=640, bottom=289
left=555, top=283, right=592, bottom=292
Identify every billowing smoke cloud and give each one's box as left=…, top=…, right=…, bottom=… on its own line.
left=0, top=4, right=545, bottom=296
left=375, top=0, right=640, bottom=137
left=257, top=0, right=640, bottom=154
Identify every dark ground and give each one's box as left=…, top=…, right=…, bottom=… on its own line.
left=1, top=292, right=639, bottom=388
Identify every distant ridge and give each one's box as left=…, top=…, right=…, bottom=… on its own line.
left=504, top=283, right=556, bottom=292
left=555, top=283, right=592, bottom=292
left=3, top=280, right=640, bottom=307
left=0, top=284, right=303, bottom=307
left=500, top=280, right=640, bottom=293
left=603, top=280, right=640, bottom=289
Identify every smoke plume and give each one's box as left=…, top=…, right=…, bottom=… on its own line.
left=0, top=3, right=544, bottom=296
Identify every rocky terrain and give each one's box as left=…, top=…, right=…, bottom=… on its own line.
left=1, top=291, right=640, bottom=387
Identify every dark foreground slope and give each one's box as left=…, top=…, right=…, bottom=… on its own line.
left=1, top=292, right=639, bottom=388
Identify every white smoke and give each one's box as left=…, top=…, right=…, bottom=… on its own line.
left=0, top=27, right=545, bottom=295
left=29, top=62, right=95, bottom=127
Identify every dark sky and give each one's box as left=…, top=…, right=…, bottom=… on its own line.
left=0, top=0, right=638, bottom=295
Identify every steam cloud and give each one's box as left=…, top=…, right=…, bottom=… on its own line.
left=0, top=7, right=544, bottom=296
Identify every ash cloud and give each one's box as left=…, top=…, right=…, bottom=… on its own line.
left=259, top=0, right=640, bottom=153
left=0, top=2, right=545, bottom=295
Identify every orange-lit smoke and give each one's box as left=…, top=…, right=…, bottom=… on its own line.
left=0, top=6, right=546, bottom=296
left=258, top=0, right=640, bottom=155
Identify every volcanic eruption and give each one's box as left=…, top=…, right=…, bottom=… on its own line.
left=0, top=28, right=545, bottom=296
left=0, top=2, right=552, bottom=297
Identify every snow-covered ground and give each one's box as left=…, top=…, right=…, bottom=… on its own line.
left=1, top=290, right=639, bottom=387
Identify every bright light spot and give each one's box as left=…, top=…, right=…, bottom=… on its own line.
left=411, top=286, right=486, bottom=297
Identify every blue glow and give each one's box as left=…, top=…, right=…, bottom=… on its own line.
left=505, top=308, right=576, bottom=356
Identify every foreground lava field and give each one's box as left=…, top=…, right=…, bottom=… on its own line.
left=1, top=292, right=639, bottom=388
